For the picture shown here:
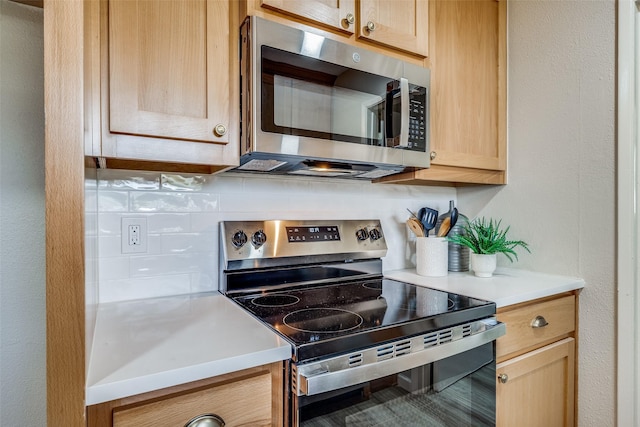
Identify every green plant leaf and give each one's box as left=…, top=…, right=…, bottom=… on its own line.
left=446, top=217, right=530, bottom=263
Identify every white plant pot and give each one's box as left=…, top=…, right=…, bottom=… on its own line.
left=470, top=253, right=497, bottom=278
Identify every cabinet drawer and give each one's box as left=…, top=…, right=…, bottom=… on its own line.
left=113, top=370, right=272, bottom=427
left=496, top=295, right=575, bottom=359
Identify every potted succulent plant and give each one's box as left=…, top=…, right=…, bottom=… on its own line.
left=447, top=217, right=530, bottom=277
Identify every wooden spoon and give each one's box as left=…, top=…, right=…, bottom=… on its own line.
left=437, top=207, right=458, bottom=237
left=437, top=217, right=451, bottom=237
left=407, top=217, right=425, bottom=237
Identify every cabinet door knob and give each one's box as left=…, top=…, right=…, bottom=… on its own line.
left=213, top=124, right=227, bottom=137
left=184, top=414, right=225, bottom=427
left=430, top=151, right=437, bottom=160
left=345, top=13, right=355, bottom=25
left=366, top=21, right=376, bottom=32
left=498, top=373, right=509, bottom=384
left=531, top=315, right=549, bottom=328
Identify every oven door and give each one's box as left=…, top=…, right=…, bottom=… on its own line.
left=292, top=320, right=505, bottom=426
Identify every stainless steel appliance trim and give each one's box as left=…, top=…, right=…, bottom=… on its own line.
left=399, top=77, right=410, bottom=147
left=220, top=220, right=387, bottom=265
left=240, top=16, right=431, bottom=171
left=295, top=319, right=506, bottom=396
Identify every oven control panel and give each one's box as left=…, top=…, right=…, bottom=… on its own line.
left=220, top=219, right=387, bottom=264
left=286, top=225, right=341, bottom=243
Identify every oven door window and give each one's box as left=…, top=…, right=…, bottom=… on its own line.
left=296, top=343, right=496, bottom=426
left=261, top=46, right=426, bottom=152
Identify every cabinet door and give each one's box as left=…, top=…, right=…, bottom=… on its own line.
left=430, top=0, right=506, bottom=170
left=109, top=0, right=230, bottom=144
left=260, top=0, right=356, bottom=33
left=496, top=338, right=575, bottom=427
left=358, top=0, right=428, bottom=57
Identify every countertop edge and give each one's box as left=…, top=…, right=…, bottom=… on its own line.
left=86, top=292, right=292, bottom=406
left=86, top=344, right=291, bottom=406
left=384, top=268, right=585, bottom=308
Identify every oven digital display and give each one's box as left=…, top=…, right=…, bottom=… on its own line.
left=286, top=226, right=340, bottom=242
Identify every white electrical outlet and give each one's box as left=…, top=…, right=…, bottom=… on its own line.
left=121, top=217, right=147, bottom=254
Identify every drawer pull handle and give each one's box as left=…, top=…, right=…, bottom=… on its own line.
left=184, top=414, right=225, bottom=427
left=531, top=315, right=549, bottom=328
left=498, top=373, right=509, bottom=384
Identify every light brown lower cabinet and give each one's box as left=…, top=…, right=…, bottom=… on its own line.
left=496, top=337, right=575, bottom=427
left=86, top=362, right=284, bottom=427
left=495, top=292, right=578, bottom=427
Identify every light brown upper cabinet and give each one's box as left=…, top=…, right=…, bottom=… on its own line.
left=379, top=0, right=507, bottom=185
left=357, top=0, right=428, bottom=57
left=85, top=0, right=239, bottom=173
left=252, top=0, right=429, bottom=57
left=259, top=0, right=357, bottom=34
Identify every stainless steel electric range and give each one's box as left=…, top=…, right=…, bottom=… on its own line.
left=220, top=220, right=505, bottom=426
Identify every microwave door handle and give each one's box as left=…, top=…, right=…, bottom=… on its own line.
left=398, top=77, right=410, bottom=147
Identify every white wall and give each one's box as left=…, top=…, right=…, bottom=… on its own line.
left=0, top=0, right=45, bottom=425
left=459, top=1, right=616, bottom=425
left=89, top=169, right=456, bottom=302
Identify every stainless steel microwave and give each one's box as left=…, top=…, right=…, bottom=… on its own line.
left=236, top=16, right=430, bottom=180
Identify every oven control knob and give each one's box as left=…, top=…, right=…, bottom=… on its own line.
left=355, top=228, right=369, bottom=241
left=252, top=230, right=267, bottom=248
left=231, top=230, right=248, bottom=249
left=369, top=228, right=382, bottom=241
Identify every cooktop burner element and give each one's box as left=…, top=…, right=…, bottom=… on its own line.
left=230, top=278, right=494, bottom=361
left=252, top=295, right=300, bottom=307
left=284, top=308, right=363, bottom=333
left=361, top=281, right=382, bottom=290
left=220, top=220, right=496, bottom=363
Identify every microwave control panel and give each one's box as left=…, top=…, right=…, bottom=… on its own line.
left=408, top=87, right=428, bottom=150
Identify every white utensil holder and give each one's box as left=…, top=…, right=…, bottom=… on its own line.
left=416, top=237, right=448, bottom=277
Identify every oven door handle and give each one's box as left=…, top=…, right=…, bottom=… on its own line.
left=296, top=320, right=506, bottom=397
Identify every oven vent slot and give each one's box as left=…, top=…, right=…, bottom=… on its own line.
left=462, top=324, right=472, bottom=337
left=438, top=328, right=453, bottom=344
left=376, top=344, right=395, bottom=361
left=291, top=364, right=297, bottom=391
left=348, top=353, right=363, bottom=367
left=423, top=322, right=479, bottom=349
left=423, top=331, right=439, bottom=348
left=394, top=340, right=411, bottom=356
left=376, top=339, right=411, bottom=361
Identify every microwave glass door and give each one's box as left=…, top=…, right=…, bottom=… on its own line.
left=260, top=46, right=427, bottom=152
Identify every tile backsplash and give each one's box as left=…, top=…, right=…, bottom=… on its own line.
left=86, top=169, right=456, bottom=303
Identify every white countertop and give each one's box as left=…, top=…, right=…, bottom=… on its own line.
left=86, top=292, right=291, bottom=405
left=86, top=268, right=584, bottom=406
left=384, top=267, right=585, bottom=308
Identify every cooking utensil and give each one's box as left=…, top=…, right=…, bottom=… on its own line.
left=420, top=207, right=438, bottom=237
left=406, top=208, right=421, bottom=221
left=407, top=217, right=425, bottom=237
left=437, top=207, right=458, bottom=237
left=437, top=217, right=451, bottom=237
left=449, top=207, right=459, bottom=230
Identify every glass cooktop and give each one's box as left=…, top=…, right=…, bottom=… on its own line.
left=232, top=278, right=495, bottom=362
